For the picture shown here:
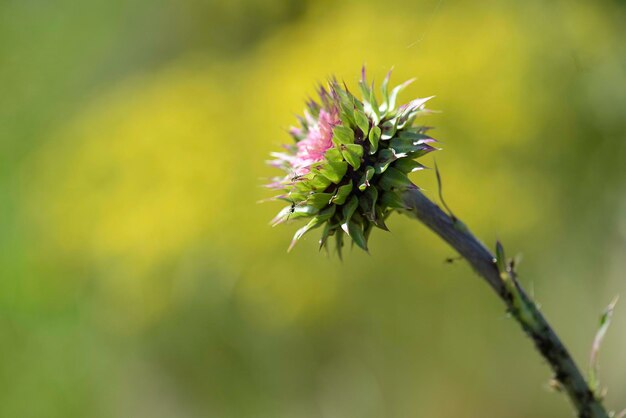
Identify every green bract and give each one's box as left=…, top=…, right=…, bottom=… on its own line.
left=267, top=68, right=438, bottom=256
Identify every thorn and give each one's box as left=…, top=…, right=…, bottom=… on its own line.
left=589, top=296, right=619, bottom=395
left=599, top=386, right=608, bottom=400
left=548, top=377, right=563, bottom=392
left=434, top=159, right=457, bottom=221
left=495, top=240, right=507, bottom=272
left=384, top=66, right=394, bottom=83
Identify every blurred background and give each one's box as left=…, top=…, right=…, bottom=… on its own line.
left=1, top=0, right=625, bottom=416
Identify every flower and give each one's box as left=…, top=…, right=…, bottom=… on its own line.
left=267, top=67, right=438, bottom=255
left=291, top=109, right=339, bottom=175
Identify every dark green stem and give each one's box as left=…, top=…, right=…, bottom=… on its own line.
left=401, top=187, right=609, bottom=418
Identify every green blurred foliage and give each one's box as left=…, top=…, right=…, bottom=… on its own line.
left=1, top=0, right=626, bottom=416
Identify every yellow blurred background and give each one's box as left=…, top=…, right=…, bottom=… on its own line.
left=2, top=0, right=625, bottom=416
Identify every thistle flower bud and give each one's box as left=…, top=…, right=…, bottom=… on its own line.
left=267, top=67, right=438, bottom=255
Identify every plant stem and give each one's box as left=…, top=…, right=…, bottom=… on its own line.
left=400, top=186, right=610, bottom=418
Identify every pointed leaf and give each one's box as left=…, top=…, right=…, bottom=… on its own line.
left=398, top=131, right=436, bottom=143
left=393, top=159, right=427, bottom=173
left=388, top=78, right=415, bottom=112
left=319, top=222, right=338, bottom=251
left=332, top=125, right=355, bottom=145
left=309, top=174, right=332, bottom=190
left=368, top=82, right=381, bottom=124
left=373, top=206, right=389, bottom=231
left=294, top=180, right=313, bottom=193
left=322, top=160, right=348, bottom=183
left=358, top=79, right=371, bottom=105
left=306, top=192, right=333, bottom=209
left=348, top=220, right=368, bottom=251
left=374, top=149, right=396, bottom=174
left=317, top=204, right=337, bottom=221
left=288, top=204, right=338, bottom=250
left=340, top=195, right=359, bottom=234
left=289, top=223, right=313, bottom=251
left=271, top=205, right=295, bottom=227
left=338, top=105, right=356, bottom=128
left=331, top=182, right=353, bottom=205
left=271, top=204, right=319, bottom=227
left=354, top=109, right=370, bottom=136
left=292, top=205, right=319, bottom=217
left=390, top=137, right=438, bottom=155
left=380, top=68, right=392, bottom=113
left=335, top=230, right=344, bottom=260
left=341, top=144, right=363, bottom=170
left=380, top=118, right=397, bottom=140
left=363, top=219, right=373, bottom=241
left=403, top=96, right=435, bottom=114
left=379, top=167, right=413, bottom=191
left=341, top=195, right=359, bottom=219
left=368, top=126, right=381, bottom=154
left=380, top=191, right=405, bottom=209
left=359, top=186, right=378, bottom=221
left=324, top=149, right=344, bottom=166
left=335, top=89, right=356, bottom=127
left=358, top=166, right=375, bottom=191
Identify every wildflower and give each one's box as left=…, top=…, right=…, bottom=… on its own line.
left=267, top=67, right=437, bottom=255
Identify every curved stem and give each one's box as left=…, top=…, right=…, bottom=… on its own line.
left=400, top=187, right=609, bottom=418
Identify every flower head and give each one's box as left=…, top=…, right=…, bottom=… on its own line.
left=267, top=67, right=438, bottom=255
